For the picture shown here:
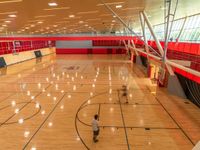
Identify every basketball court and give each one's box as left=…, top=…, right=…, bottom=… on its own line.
left=0, top=54, right=199, bottom=150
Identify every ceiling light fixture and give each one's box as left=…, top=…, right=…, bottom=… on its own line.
left=116, top=5, right=122, bottom=8
left=69, top=15, right=75, bottom=18
left=5, top=20, right=11, bottom=23
left=8, top=14, right=17, bottom=17
left=48, top=2, right=58, bottom=7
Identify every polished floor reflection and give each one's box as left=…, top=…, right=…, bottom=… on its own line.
left=0, top=54, right=199, bottom=150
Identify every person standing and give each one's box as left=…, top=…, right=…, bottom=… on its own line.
left=92, top=114, right=99, bottom=143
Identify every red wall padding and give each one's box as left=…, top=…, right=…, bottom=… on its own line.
left=92, top=40, right=124, bottom=46
left=0, top=40, right=55, bottom=55
left=175, top=68, right=200, bottom=84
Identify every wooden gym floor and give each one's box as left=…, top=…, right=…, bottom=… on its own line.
left=0, top=54, right=199, bottom=150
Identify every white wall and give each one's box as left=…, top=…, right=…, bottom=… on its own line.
left=2, top=47, right=55, bottom=66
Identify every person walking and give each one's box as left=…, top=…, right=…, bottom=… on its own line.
left=92, top=114, right=99, bottom=143
left=122, top=85, right=128, bottom=104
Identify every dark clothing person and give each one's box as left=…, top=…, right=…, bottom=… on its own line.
left=122, top=85, right=128, bottom=103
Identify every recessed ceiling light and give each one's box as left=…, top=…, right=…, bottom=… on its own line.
left=48, top=2, right=58, bottom=7
left=69, top=15, right=75, bottom=18
left=8, top=14, right=17, bottom=18
left=5, top=20, right=11, bottom=23
left=116, top=5, right=122, bottom=8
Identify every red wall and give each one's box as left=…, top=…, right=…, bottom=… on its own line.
left=134, top=39, right=200, bottom=84
left=0, top=35, right=199, bottom=84
left=0, top=41, right=55, bottom=55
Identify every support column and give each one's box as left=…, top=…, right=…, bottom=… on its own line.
left=141, top=11, right=164, bottom=57
left=167, top=75, right=186, bottom=98
left=136, top=56, right=143, bottom=66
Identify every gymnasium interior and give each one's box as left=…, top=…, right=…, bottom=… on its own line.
left=0, top=0, right=199, bottom=150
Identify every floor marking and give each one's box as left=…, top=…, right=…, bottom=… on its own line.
left=154, top=96, right=195, bottom=146
left=0, top=84, right=51, bottom=127
left=22, top=93, right=66, bottom=150
left=75, top=92, right=108, bottom=150
left=0, top=102, right=41, bottom=125
left=117, top=90, right=130, bottom=150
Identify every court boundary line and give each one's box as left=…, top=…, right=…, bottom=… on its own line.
left=154, top=96, right=195, bottom=146
left=120, top=89, right=137, bottom=149
left=22, top=93, right=66, bottom=150
left=75, top=91, right=108, bottom=150
left=77, top=103, right=180, bottom=130
left=0, top=84, right=51, bottom=127
left=0, top=102, right=41, bottom=125
left=75, top=90, right=196, bottom=150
